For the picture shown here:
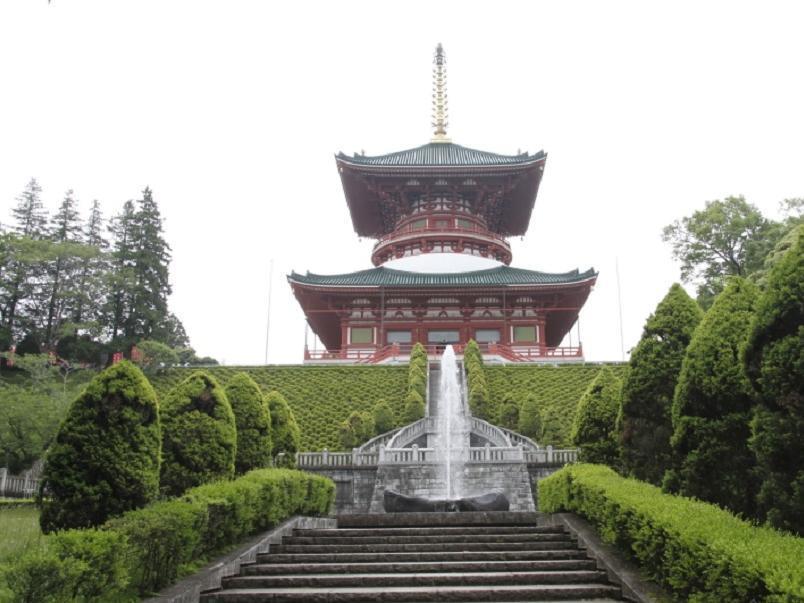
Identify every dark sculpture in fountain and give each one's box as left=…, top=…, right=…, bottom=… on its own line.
left=383, top=489, right=509, bottom=513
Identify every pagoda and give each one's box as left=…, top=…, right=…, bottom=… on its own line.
left=289, top=45, right=597, bottom=363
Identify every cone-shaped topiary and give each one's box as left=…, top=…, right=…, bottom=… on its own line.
left=373, top=399, right=396, bottom=434
left=499, top=392, right=519, bottom=430
left=39, top=361, right=160, bottom=532
left=267, top=390, right=301, bottom=467
left=664, top=277, right=759, bottom=515
left=225, top=372, right=272, bottom=475
left=403, top=389, right=425, bottom=423
left=571, top=366, right=622, bottom=466
left=619, top=283, right=703, bottom=485
left=160, top=371, right=236, bottom=496
left=743, top=233, right=804, bottom=534
left=518, top=393, right=543, bottom=440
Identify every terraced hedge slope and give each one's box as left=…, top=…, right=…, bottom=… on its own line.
left=486, top=364, right=629, bottom=446
left=150, top=366, right=409, bottom=451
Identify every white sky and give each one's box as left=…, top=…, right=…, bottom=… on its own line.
left=1, top=1, right=802, bottom=365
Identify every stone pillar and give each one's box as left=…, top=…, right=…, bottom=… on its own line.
left=0, top=468, right=6, bottom=496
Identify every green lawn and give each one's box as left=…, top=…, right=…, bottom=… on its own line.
left=0, top=504, right=44, bottom=563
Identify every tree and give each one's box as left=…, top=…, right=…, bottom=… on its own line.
left=71, top=200, right=108, bottom=336
left=41, top=190, right=82, bottom=349
left=541, top=405, right=565, bottom=447
left=372, top=399, right=396, bottom=434
left=106, top=200, right=137, bottom=343
left=338, top=411, right=374, bottom=450
left=662, top=196, right=783, bottom=307
left=160, top=371, right=236, bottom=496
left=498, top=392, right=519, bottom=430
left=1, top=179, right=49, bottom=341
left=619, top=283, right=703, bottom=485
left=133, top=340, right=179, bottom=374
left=571, top=367, right=622, bottom=466
left=518, top=393, right=543, bottom=440
left=267, top=390, right=301, bottom=467
left=38, top=361, right=160, bottom=532
left=743, top=234, right=804, bottom=534
left=402, top=389, right=425, bottom=424
left=225, top=373, right=272, bottom=474
left=664, top=277, right=758, bottom=516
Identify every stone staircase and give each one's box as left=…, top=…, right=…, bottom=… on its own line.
left=200, top=512, right=623, bottom=602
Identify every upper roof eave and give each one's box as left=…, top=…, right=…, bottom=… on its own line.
left=335, top=142, right=547, bottom=170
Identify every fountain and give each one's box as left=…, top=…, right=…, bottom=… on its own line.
left=383, top=345, right=510, bottom=513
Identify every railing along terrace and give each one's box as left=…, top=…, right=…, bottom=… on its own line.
left=497, top=426, right=540, bottom=451
left=0, top=468, right=40, bottom=498
left=295, top=445, right=578, bottom=468
left=468, top=417, right=512, bottom=447
left=304, top=343, right=583, bottom=363
left=387, top=416, right=438, bottom=448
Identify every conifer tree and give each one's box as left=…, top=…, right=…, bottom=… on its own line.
left=1, top=179, right=49, bottom=341
left=743, top=235, right=804, bottom=533
left=664, top=277, right=758, bottom=515
left=106, top=200, right=137, bottom=342
left=372, top=399, right=396, bottom=434
left=499, top=392, right=520, bottom=430
left=225, top=373, right=272, bottom=474
left=518, top=393, right=543, bottom=440
left=267, top=390, right=301, bottom=467
left=39, top=361, right=160, bottom=532
left=72, top=200, right=108, bottom=332
left=619, top=283, right=703, bottom=484
left=403, top=389, right=425, bottom=423
left=571, top=366, right=621, bottom=466
left=42, top=190, right=82, bottom=347
left=160, top=371, right=236, bottom=496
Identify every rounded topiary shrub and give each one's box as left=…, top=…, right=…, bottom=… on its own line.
left=39, top=360, right=160, bottom=533
left=518, top=393, right=543, bottom=440
left=267, top=390, right=301, bottom=467
left=403, top=389, right=425, bottom=424
left=160, top=371, right=236, bottom=496
left=571, top=366, right=621, bottom=466
left=225, top=372, right=272, bottom=475
left=373, top=399, right=396, bottom=434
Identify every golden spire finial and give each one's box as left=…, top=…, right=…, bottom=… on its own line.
left=431, top=43, right=450, bottom=143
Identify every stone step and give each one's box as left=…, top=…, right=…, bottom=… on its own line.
left=200, top=583, right=622, bottom=602
left=296, top=525, right=565, bottom=538
left=272, top=541, right=578, bottom=554
left=337, top=512, right=542, bottom=529
left=222, top=570, right=609, bottom=589
left=256, top=550, right=590, bottom=564
left=239, top=559, right=599, bottom=576
left=285, top=533, right=571, bottom=546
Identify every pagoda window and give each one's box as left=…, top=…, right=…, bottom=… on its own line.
left=433, top=218, right=451, bottom=229
left=456, top=218, right=474, bottom=229
left=512, top=325, right=538, bottom=343
left=427, top=330, right=460, bottom=344
left=410, top=218, right=427, bottom=230
left=387, top=330, right=412, bottom=344
left=475, top=329, right=501, bottom=344
left=349, top=327, right=374, bottom=345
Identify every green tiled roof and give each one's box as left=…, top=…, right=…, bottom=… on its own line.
left=289, top=265, right=596, bottom=288
left=337, top=142, right=545, bottom=168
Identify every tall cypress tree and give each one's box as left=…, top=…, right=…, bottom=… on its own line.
left=619, top=283, right=703, bottom=485
left=743, top=233, right=804, bottom=534
left=42, top=190, right=82, bottom=348
left=72, top=200, right=108, bottom=333
left=106, top=200, right=137, bottom=342
left=1, top=179, right=49, bottom=342
left=571, top=366, right=622, bottom=466
left=664, top=277, right=758, bottom=515
left=127, top=187, right=171, bottom=340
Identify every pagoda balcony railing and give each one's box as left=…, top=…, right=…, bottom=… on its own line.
left=303, top=342, right=583, bottom=363
left=372, top=224, right=511, bottom=250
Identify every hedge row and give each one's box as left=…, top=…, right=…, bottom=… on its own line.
left=6, top=468, right=334, bottom=601
left=539, top=464, right=804, bottom=602
left=150, top=365, right=409, bottom=451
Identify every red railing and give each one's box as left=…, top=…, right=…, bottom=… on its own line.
left=303, top=342, right=583, bottom=363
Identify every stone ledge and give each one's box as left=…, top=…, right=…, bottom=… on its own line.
left=544, top=512, right=671, bottom=603
left=143, top=515, right=337, bottom=603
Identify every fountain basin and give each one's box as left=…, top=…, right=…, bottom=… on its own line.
left=383, top=489, right=510, bottom=513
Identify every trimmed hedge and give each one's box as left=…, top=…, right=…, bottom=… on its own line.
left=150, top=365, right=409, bottom=451
left=39, top=360, right=161, bottom=532
left=540, top=464, right=804, bottom=602
left=160, top=371, right=236, bottom=496
left=6, top=469, right=334, bottom=599
left=225, top=372, right=272, bottom=474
